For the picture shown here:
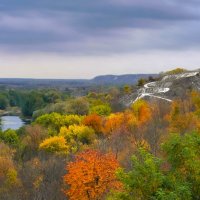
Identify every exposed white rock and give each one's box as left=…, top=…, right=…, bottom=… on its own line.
left=132, top=71, right=199, bottom=104
left=161, top=72, right=198, bottom=81
left=132, top=81, right=171, bottom=104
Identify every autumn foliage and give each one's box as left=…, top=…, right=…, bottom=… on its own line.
left=2, top=80, right=200, bottom=199
left=131, top=99, right=151, bottom=125
left=166, top=99, right=200, bottom=134
left=83, top=114, right=102, bottom=134
left=63, top=150, right=121, bottom=200
left=103, top=113, right=125, bottom=135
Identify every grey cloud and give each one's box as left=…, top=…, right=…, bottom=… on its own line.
left=0, top=0, right=200, bottom=54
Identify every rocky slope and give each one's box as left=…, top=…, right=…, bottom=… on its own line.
left=122, top=70, right=200, bottom=106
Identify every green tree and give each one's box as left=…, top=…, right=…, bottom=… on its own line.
left=8, top=90, right=20, bottom=107
left=0, top=129, right=19, bottom=147
left=163, top=133, right=200, bottom=199
left=137, top=78, right=145, bottom=87
left=21, top=92, right=44, bottom=117
left=35, top=113, right=83, bottom=134
left=123, top=85, right=131, bottom=94
left=65, top=98, right=89, bottom=115
left=35, top=113, right=64, bottom=132
left=90, top=104, right=111, bottom=116
left=109, top=145, right=193, bottom=199
left=113, top=149, right=165, bottom=200
left=165, top=68, right=186, bottom=75
left=0, top=94, right=8, bottom=110
left=43, top=90, right=61, bottom=104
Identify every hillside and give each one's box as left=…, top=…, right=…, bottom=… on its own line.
left=122, top=70, right=200, bottom=106
left=91, top=74, right=156, bottom=85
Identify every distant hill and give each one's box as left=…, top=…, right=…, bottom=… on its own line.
left=0, top=74, right=157, bottom=88
left=90, top=74, right=157, bottom=85
left=0, top=78, right=88, bottom=88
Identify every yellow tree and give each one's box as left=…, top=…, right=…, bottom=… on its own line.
left=126, top=100, right=152, bottom=149
left=39, top=136, right=69, bottom=155
left=0, top=143, right=21, bottom=195
left=102, top=113, right=125, bottom=135
left=167, top=100, right=200, bottom=134
left=131, top=99, right=151, bottom=125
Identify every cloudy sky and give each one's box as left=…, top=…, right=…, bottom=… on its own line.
left=0, top=0, right=200, bottom=78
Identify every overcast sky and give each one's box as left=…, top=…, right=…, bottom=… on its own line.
left=0, top=0, right=200, bottom=78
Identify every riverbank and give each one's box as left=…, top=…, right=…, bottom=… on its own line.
left=0, top=107, right=32, bottom=124
left=0, top=107, right=21, bottom=116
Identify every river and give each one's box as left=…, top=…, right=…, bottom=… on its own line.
left=1, top=116, right=25, bottom=131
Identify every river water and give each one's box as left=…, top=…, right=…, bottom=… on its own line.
left=1, top=116, right=25, bottom=131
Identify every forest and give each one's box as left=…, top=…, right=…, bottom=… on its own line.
left=0, top=71, right=200, bottom=200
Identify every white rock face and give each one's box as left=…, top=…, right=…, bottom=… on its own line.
left=132, top=81, right=171, bottom=104
left=161, top=72, right=198, bottom=81
left=132, top=71, right=199, bottom=104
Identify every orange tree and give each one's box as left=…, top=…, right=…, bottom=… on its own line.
left=102, top=113, right=125, bottom=135
left=131, top=99, right=151, bottom=125
left=63, top=150, right=121, bottom=200
left=83, top=114, right=103, bottom=134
